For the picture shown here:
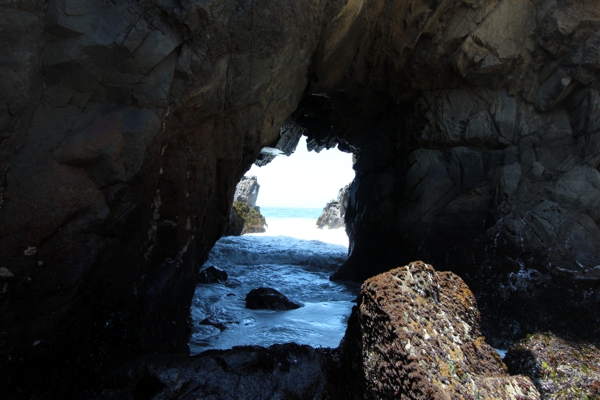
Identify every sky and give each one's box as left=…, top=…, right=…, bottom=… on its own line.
left=246, top=136, right=355, bottom=208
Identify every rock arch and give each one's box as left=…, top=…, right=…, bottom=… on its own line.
left=1, top=0, right=599, bottom=394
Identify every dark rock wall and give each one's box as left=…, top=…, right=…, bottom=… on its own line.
left=298, top=0, right=600, bottom=346
left=0, top=0, right=337, bottom=393
left=1, top=0, right=599, bottom=394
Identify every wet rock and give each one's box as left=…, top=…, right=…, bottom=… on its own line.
left=199, top=318, right=227, bottom=331
left=197, top=266, right=228, bottom=284
left=339, top=261, right=540, bottom=399
left=317, top=184, right=350, bottom=229
left=505, top=332, right=600, bottom=398
left=245, top=287, right=301, bottom=311
left=224, top=201, right=267, bottom=236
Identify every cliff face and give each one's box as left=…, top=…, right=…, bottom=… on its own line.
left=1, top=0, right=599, bottom=394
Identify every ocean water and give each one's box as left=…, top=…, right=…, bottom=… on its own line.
left=189, top=207, right=358, bottom=354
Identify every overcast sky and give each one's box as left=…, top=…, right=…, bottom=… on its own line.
left=247, top=136, right=355, bottom=208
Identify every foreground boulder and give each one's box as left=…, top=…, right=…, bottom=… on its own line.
left=101, top=344, right=341, bottom=399
left=505, top=332, right=600, bottom=398
left=245, top=287, right=301, bottom=310
left=340, top=261, right=540, bottom=399
left=317, top=184, right=350, bottom=229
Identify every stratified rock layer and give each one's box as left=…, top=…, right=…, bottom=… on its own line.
left=340, top=261, right=540, bottom=399
left=505, top=332, right=600, bottom=399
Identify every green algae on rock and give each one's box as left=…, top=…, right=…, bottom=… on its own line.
left=340, top=261, right=540, bottom=399
left=225, top=201, right=267, bottom=236
left=505, top=332, right=600, bottom=399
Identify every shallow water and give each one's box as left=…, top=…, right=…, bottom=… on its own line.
left=189, top=210, right=359, bottom=354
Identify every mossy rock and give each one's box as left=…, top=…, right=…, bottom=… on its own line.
left=224, top=201, right=267, bottom=236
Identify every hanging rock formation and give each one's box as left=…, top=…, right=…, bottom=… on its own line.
left=1, top=0, right=599, bottom=396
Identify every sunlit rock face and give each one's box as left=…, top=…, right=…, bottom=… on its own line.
left=1, top=0, right=599, bottom=395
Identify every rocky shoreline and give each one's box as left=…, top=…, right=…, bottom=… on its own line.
left=84, top=263, right=599, bottom=399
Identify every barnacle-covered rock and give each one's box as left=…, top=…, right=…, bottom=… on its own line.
left=505, top=332, right=600, bottom=399
left=340, top=261, right=540, bottom=399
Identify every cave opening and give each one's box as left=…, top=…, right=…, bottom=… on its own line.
left=189, top=135, right=360, bottom=353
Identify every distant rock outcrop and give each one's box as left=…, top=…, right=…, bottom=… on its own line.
left=225, top=176, right=267, bottom=236
left=339, top=261, right=540, bottom=399
left=316, top=184, right=350, bottom=229
left=234, top=176, right=260, bottom=208
left=224, top=201, right=267, bottom=236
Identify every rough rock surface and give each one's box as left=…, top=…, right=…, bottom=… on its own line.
left=315, top=0, right=600, bottom=346
left=197, top=266, right=228, bottom=284
left=505, top=332, right=600, bottom=399
left=234, top=176, right=260, bottom=208
left=1, top=0, right=600, bottom=396
left=339, top=261, right=540, bottom=399
left=225, top=201, right=267, bottom=236
left=98, top=344, right=344, bottom=399
left=245, top=287, right=301, bottom=311
left=317, top=184, right=350, bottom=229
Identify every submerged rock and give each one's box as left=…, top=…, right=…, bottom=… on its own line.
left=505, top=332, right=600, bottom=398
left=245, top=287, right=301, bottom=310
left=197, top=266, right=228, bottom=284
left=199, top=318, right=227, bottom=331
left=224, top=201, right=267, bottom=236
left=317, top=184, right=350, bottom=229
left=339, top=261, right=540, bottom=399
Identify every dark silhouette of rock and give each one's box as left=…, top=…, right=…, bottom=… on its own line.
left=317, top=184, right=350, bottom=229
left=1, top=0, right=600, bottom=396
left=198, top=266, right=228, bottom=284
left=339, top=261, right=540, bottom=399
left=505, top=333, right=600, bottom=398
left=245, top=288, right=301, bottom=311
left=101, top=344, right=344, bottom=399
